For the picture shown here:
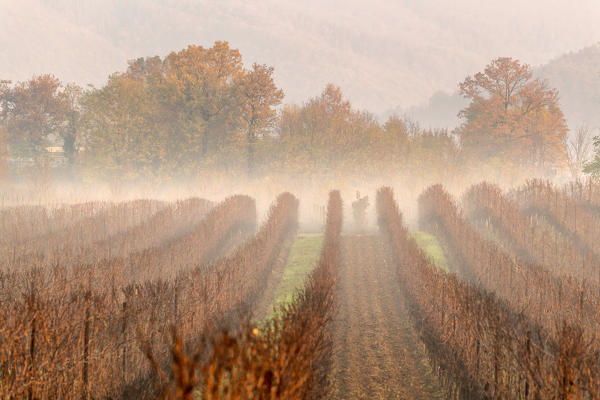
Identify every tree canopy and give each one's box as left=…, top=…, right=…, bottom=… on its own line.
left=80, top=42, right=283, bottom=183
left=0, top=50, right=575, bottom=187
left=456, top=57, right=568, bottom=176
left=0, top=75, right=77, bottom=160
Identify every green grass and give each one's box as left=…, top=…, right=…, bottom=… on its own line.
left=410, top=231, right=449, bottom=273
left=266, top=233, right=323, bottom=319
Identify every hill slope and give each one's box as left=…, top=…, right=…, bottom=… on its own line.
left=537, top=44, right=600, bottom=130
left=1, top=0, right=599, bottom=113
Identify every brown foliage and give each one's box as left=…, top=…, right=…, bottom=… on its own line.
left=457, top=57, right=568, bottom=173
left=0, top=75, right=67, bottom=158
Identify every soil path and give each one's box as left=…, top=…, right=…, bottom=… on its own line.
left=332, top=235, right=444, bottom=399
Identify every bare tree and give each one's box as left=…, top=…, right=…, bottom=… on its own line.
left=567, top=124, right=594, bottom=179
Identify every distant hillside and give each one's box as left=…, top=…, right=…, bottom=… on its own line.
left=384, top=91, right=467, bottom=131
left=2, top=0, right=599, bottom=113
left=536, top=43, right=600, bottom=131
left=0, top=0, right=126, bottom=87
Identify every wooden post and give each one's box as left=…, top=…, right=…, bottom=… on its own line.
left=28, top=316, right=36, bottom=400
left=122, top=300, right=128, bottom=381
left=82, top=291, right=91, bottom=400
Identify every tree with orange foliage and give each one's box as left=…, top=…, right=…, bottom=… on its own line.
left=81, top=71, right=161, bottom=182
left=274, top=84, right=365, bottom=173
left=0, top=75, right=66, bottom=161
left=163, top=41, right=245, bottom=159
left=457, top=57, right=568, bottom=176
left=238, top=63, right=284, bottom=177
left=383, top=115, right=410, bottom=158
left=81, top=42, right=285, bottom=182
left=272, top=84, right=460, bottom=181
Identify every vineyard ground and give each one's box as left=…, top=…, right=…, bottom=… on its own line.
left=332, top=235, right=445, bottom=399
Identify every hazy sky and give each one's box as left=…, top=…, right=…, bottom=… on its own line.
left=2, top=0, right=599, bottom=112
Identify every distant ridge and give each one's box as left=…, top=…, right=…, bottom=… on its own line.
left=537, top=43, right=600, bottom=130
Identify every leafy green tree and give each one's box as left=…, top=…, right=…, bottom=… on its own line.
left=584, top=135, right=600, bottom=180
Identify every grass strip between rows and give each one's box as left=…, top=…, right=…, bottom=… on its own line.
left=266, top=233, right=323, bottom=319
left=409, top=231, right=449, bottom=273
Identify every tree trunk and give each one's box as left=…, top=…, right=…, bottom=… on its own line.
left=247, top=132, right=255, bottom=178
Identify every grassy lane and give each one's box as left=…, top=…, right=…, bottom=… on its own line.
left=410, top=231, right=449, bottom=272
left=266, top=233, right=323, bottom=319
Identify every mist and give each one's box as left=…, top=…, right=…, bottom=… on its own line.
left=2, top=2, right=600, bottom=399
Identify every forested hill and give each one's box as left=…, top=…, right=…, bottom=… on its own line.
left=2, top=0, right=599, bottom=114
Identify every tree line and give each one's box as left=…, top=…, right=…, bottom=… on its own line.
left=1, top=42, right=597, bottom=185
